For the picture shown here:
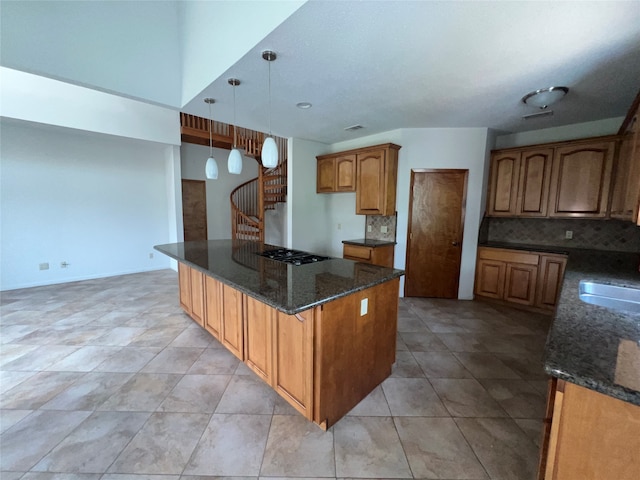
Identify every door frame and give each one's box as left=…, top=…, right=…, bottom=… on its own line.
left=404, top=168, right=468, bottom=298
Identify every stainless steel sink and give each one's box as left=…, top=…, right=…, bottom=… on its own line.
left=579, top=281, right=640, bottom=314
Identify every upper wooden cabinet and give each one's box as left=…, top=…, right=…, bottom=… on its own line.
left=611, top=96, right=640, bottom=224
left=316, top=154, right=356, bottom=193
left=548, top=141, right=615, bottom=218
left=488, top=138, right=617, bottom=219
left=317, top=144, right=400, bottom=215
left=356, top=144, right=400, bottom=215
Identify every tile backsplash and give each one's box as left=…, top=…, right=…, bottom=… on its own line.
left=486, top=217, right=640, bottom=252
left=365, top=214, right=397, bottom=242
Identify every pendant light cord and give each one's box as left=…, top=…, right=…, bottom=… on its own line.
left=208, top=102, right=213, bottom=157
left=233, top=84, right=237, bottom=149
left=268, top=59, right=272, bottom=136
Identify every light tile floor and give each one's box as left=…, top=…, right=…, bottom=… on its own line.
left=1, top=270, right=552, bottom=480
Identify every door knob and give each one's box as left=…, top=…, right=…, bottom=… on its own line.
left=452, top=241, right=459, bottom=246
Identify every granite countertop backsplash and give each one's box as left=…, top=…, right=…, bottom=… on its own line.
left=155, top=240, right=404, bottom=315
left=543, top=249, right=640, bottom=406
left=342, top=238, right=396, bottom=247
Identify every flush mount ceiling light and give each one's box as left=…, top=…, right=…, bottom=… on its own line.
left=204, top=98, right=218, bottom=180
left=261, top=50, right=278, bottom=169
left=522, top=86, right=569, bottom=109
left=296, top=102, right=312, bottom=109
left=227, top=78, right=243, bottom=175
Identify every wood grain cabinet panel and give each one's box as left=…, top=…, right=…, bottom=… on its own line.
left=316, top=154, right=356, bottom=193
left=516, top=149, right=553, bottom=216
left=221, top=284, right=244, bottom=360
left=204, top=275, right=222, bottom=339
left=343, top=243, right=394, bottom=268
left=178, top=262, right=191, bottom=312
left=548, top=141, right=615, bottom=217
left=504, top=263, right=538, bottom=306
left=540, top=380, right=640, bottom=480
left=535, top=255, right=567, bottom=311
left=487, top=152, right=520, bottom=216
left=336, top=155, right=356, bottom=191
left=316, top=157, right=336, bottom=193
left=273, top=308, right=314, bottom=419
left=244, top=295, right=274, bottom=383
left=474, top=258, right=506, bottom=299
left=189, top=268, right=205, bottom=326
left=355, top=144, right=400, bottom=216
left=611, top=104, right=640, bottom=223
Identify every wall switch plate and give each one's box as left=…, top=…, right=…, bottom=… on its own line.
left=565, top=230, right=573, bottom=239
left=381, top=225, right=388, bottom=233
left=360, top=298, right=368, bottom=316
left=337, top=223, right=342, bottom=230
left=367, top=225, right=372, bottom=232
left=39, top=263, right=49, bottom=270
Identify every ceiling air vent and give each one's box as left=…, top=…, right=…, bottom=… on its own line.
left=522, top=110, right=554, bottom=120
left=344, top=124, right=364, bottom=131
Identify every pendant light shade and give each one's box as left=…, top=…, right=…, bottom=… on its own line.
left=204, top=97, right=218, bottom=180
left=261, top=137, right=278, bottom=168
left=228, top=148, right=243, bottom=175
left=205, top=157, right=218, bottom=179
left=261, top=50, right=278, bottom=168
left=227, top=78, right=243, bottom=175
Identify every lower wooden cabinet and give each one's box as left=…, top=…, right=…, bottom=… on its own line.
left=244, top=295, right=274, bottom=383
left=539, top=379, right=640, bottom=480
left=474, top=247, right=566, bottom=312
left=203, top=275, right=222, bottom=339
left=342, top=243, right=394, bottom=268
left=221, top=284, right=244, bottom=360
left=177, top=263, right=205, bottom=326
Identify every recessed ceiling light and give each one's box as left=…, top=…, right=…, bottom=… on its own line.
left=296, top=102, right=312, bottom=109
left=344, top=124, right=364, bottom=131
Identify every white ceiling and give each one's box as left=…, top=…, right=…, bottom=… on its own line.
left=3, top=1, right=640, bottom=145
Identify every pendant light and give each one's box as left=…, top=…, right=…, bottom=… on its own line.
left=261, top=50, right=278, bottom=168
left=204, top=98, right=218, bottom=180
left=227, top=78, right=243, bottom=175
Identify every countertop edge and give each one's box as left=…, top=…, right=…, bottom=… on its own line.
left=342, top=239, right=397, bottom=247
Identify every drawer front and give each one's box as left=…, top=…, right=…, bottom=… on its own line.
left=478, top=247, right=539, bottom=265
left=343, top=244, right=372, bottom=261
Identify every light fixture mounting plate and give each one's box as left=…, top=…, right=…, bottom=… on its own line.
left=228, top=78, right=241, bottom=86
left=204, top=98, right=215, bottom=104
left=262, top=50, right=277, bottom=62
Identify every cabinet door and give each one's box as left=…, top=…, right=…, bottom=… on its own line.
left=273, top=308, right=314, bottom=419
left=178, top=262, right=191, bottom=313
left=516, top=149, right=553, bottom=216
left=189, top=268, right=205, bottom=326
left=356, top=150, right=386, bottom=215
left=535, top=255, right=567, bottom=311
left=504, top=263, right=538, bottom=306
left=316, top=157, right=336, bottom=193
left=221, top=284, right=244, bottom=360
left=244, top=295, right=273, bottom=384
left=343, top=244, right=373, bottom=263
left=474, top=259, right=506, bottom=299
left=336, top=154, right=356, bottom=192
left=487, top=152, right=520, bottom=216
left=204, top=275, right=222, bottom=340
left=612, top=112, right=640, bottom=222
left=548, top=141, right=615, bottom=217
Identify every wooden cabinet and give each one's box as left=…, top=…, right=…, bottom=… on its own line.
left=317, top=143, right=400, bottom=216
left=342, top=243, right=394, bottom=268
left=539, top=379, right=640, bottom=480
left=316, top=154, right=356, bottom=193
left=204, top=275, right=222, bottom=339
left=475, top=247, right=566, bottom=312
left=356, top=145, right=400, bottom=215
left=611, top=99, right=640, bottom=223
left=487, top=152, right=520, bottom=216
left=273, top=308, right=314, bottom=419
left=221, top=284, right=244, bottom=360
left=177, top=262, right=205, bottom=326
left=244, top=295, right=274, bottom=383
left=548, top=140, right=615, bottom=218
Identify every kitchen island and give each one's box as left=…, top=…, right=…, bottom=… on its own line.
left=154, top=240, right=404, bottom=429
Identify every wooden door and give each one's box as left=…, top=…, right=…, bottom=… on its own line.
left=474, top=259, right=505, bottom=299
left=504, top=263, right=538, bottom=306
left=204, top=275, right=222, bottom=339
left=221, top=284, right=244, bottom=360
left=181, top=179, right=208, bottom=241
left=548, top=141, right=615, bottom=218
left=516, top=148, right=553, bottom=216
left=356, top=150, right=385, bottom=214
left=244, top=295, right=273, bottom=384
left=405, top=170, right=467, bottom=298
left=487, top=152, right=520, bottom=216
left=336, top=154, right=356, bottom=191
left=316, top=157, right=336, bottom=193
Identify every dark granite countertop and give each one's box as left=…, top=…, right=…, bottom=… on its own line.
left=155, top=240, right=404, bottom=315
left=543, top=249, right=640, bottom=406
left=342, top=239, right=396, bottom=247
left=478, top=241, right=569, bottom=255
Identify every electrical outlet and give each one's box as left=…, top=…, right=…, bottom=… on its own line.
left=565, top=230, right=573, bottom=240
left=360, top=298, right=368, bottom=316
left=39, top=263, right=49, bottom=271
left=381, top=225, right=388, bottom=234
left=149, top=253, right=154, bottom=259
left=367, top=225, right=372, bottom=233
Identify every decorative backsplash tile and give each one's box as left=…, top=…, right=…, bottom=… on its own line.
left=486, top=217, right=640, bottom=252
left=365, top=213, right=397, bottom=242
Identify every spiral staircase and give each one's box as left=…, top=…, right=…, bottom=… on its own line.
left=180, top=113, right=287, bottom=242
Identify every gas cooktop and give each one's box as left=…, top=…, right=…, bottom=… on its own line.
left=257, top=248, right=330, bottom=266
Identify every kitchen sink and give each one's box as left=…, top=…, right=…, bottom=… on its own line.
left=578, top=281, right=640, bottom=314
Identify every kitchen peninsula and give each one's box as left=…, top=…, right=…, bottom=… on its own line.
left=155, top=240, right=404, bottom=429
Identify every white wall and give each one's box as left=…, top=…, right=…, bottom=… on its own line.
left=180, top=143, right=259, bottom=239
left=287, top=138, right=332, bottom=254
left=265, top=203, right=287, bottom=247
left=0, top=121, right=174, bottom=290
left=0, top=1, right=182, bottom=107
left=495, top=116, right=624, bottom=149
left=326, top=128, right=491, bottom=299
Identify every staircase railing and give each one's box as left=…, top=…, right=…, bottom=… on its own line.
left=230, top=175, right=263, bottom=243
